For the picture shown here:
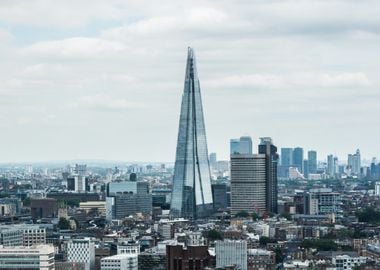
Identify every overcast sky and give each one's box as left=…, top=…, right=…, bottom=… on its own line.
left=0, top=0, right=379, bottom=163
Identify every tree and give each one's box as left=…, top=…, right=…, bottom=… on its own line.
left=251, top=212, right=260, bottom=221
left=300, top=239, right=338, bottom=251
left=259, top=236, right=276, bottom=246
left=207, top=229, right=223, bottom=241
left=235, top=211, right=249, bottom=218
left=58, top=217, right=71, bottom=230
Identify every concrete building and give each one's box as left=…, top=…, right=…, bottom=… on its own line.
left=0, top=226, right=23, bottom=246
left=0, top=244, right=55, bottom=270
left=30, top=198, right=58, bottom=219
left=231, top=154, right=267, bottom=215
left=100, top=254, right=138, bottom=270
left=67, top=238, right=95, bottom=270
left=216, top=240, right=247, bottom=270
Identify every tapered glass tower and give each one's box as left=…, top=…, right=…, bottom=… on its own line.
left=170, top=47, right=213, bottom=219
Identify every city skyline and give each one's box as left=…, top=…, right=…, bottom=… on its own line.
left=0, top=1, right=380, bottom=162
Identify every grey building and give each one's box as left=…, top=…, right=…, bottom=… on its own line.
left=170, top=47, right=213, bottom=219
left=231, top=154, right=267, bottom=215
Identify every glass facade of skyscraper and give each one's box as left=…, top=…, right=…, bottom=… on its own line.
left=170, top=48, right=213, bottom=219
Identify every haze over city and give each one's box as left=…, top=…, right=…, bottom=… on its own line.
left=0, top=0, right=379, bottom=162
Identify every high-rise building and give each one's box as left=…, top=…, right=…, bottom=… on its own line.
left=170, top=47, right=213, bottom=219
left=230, top=139, right=240, bottom=155
left=348, top=149, right=361, bottom=176
left=216, top=240, right=247, bottom=270
left=303, top=160, right=309, bottom=178
left=308, top=150, right=317, bottom=174
left=239, top=136, right=253, bottom=155
left=231, top=154, right=267, bottom=215
left=258, top=137, right=279, bottom=214
left=281, top=148, right=293, bottom=167
left=230, top=136, right=253, bottom=155
left=293, top=147, right=304, bottom=173
left=327, top=155, right=338, bottom=177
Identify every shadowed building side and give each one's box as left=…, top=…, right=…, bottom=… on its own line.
left=170, top=47, right=213, bottom=219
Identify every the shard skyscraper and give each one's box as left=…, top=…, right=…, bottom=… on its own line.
left=170, top=47, right=213, bottom=219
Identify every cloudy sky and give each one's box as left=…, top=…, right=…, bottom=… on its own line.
left=0, top=0, right=379, bottom=163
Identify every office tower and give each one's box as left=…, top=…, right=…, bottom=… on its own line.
left=211, top=183, right=228, bottom=210
left=348, top=149, right=361, bottom=175
left=293, top=147, right=304, bottom=173
left=101, top=254, right=138, bottom=270
left=67, top=238, right=95, bottom=270
left=216, top=240, right=247, bottom=270
left=303, top=160, right=309, bottom=178
left=281, top=148, right=293, bottom=167
left=209, top=153, right=216, bottom=168
left=230, top=136, right=253, bottom=155
left=327, top=155, right=335, bottom=177
left=239, top=136, right=253, bottom=154
left=308, top=150, right=317, bottom=174
left=170, top=47, right=213, bottom=219
left=258, top=137, right=279, bottom=214
left=230, top=139, right=240, bottom=155
left=231, top=154, right=267, bottom=215
left=0, top=245, right=55, bottom=270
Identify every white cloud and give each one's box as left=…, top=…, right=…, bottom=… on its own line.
left=205, top=72, right=371, bottom=89
left=23, top=37, right=125, bottom=58
left=74, top=94, right=143, bottom=111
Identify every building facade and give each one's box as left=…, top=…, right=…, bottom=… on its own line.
left=216, top=240, right=247, bottom=270
left=0, top=244, right=54, bottom=270
left=231, top=154, right=267, bottom=215
left=170, top=47, right=213, bottom=219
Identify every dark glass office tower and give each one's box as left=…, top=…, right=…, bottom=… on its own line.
left=170, top=47, right=213, bottom=219
left=258, top=137, right=279, bottom=214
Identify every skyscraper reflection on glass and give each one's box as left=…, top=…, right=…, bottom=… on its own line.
left=170, top=47, right=213, bottom=219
